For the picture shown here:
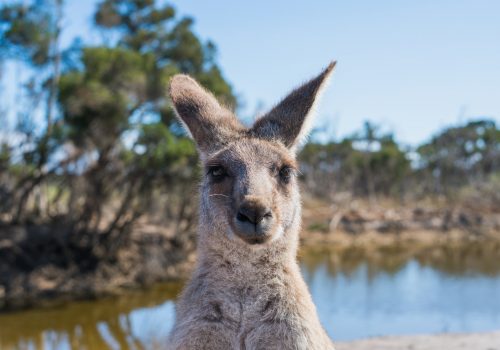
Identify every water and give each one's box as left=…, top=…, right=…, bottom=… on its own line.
left=1, top=244, right=500, bottom=349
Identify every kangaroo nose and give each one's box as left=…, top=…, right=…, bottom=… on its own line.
left=237, top=202, right=272, bottom=225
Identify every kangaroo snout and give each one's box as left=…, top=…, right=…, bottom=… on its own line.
left=234, top=197, right=274, bottom=244
left=237, top=202, right=272, bottom=224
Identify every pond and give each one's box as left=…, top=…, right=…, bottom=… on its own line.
left=1, top=243, right=500, bottom=349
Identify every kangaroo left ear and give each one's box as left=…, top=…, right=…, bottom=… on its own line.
left=251, top=62, right=336, bottom=150
left=169, top=74, right=244, bottom=157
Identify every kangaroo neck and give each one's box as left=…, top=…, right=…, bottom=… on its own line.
left=196, top=227, right=300, bottom=283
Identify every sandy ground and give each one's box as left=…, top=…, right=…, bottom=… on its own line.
left=336, top=331, right=500, bottom=350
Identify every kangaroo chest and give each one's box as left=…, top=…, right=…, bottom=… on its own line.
left=202, top=282, right=280, bottom=323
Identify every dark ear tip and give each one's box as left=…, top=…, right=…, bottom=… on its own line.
left=325, top=61, right=337, bottom=74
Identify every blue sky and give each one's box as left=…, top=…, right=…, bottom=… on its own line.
left=3, top=0, right=500, bottom=145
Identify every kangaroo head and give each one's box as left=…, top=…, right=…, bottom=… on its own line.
left=169, top=63, right=335, bottom=250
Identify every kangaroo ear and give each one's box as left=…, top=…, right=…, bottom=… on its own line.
left=169, top=74, right=243, bottom=156
left=251, top=62, right=336, bottom=150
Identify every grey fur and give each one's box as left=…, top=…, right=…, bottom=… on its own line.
left=168, top=63, right=336, bottom=350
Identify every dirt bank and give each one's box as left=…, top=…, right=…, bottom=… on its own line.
left=0, top=222, right=194, bottom=310
left=336, top=331, right=500, bottom=350
left=299, top=196, right=500, bottom=271
left=301, top=195, right=500, bottom=240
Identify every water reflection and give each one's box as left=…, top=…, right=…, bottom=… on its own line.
left=302, top=245, right=500, bottom=340
left=300, top=239, right=500, bottom=279
left=1, top=242, right=500, bottom=348
left=0, top=283, right=182, bottom=350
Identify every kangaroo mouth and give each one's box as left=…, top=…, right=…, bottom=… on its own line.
left=240, top=234, right=271, bottom=245
left=230, top=217, right=275, bottom=245
left=232, top=227, right=273, bottom=245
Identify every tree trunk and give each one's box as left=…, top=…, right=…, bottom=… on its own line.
left=45, top=0, right=63, bottom=135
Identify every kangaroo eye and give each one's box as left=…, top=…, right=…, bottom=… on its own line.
left=279, top=166, right=294, bottom=183
left=208, top=165, right=227, bottom=180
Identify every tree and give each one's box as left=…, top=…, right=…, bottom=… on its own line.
left=417, top=119, right=500, bottom=194
left=0, top=0, right=237, bottom=252
left=351, top=121, right=379, bottom=201
left=0, top=0, right=63, bottom=132
left=299, top=124, right=411, bottom=199
left=93, top=0, right=236, bottom=113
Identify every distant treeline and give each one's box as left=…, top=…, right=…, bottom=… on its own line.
left=300, top=119, right=500, bottom=201
left=0, top=0, right=499, bottom=251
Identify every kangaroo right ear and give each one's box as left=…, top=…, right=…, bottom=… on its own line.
left=169, top=75, right=243, bottom=156
left=251, top=62, right=336, bottom=151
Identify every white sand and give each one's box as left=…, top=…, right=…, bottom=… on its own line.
left=336, top=331, right=500, bottom=350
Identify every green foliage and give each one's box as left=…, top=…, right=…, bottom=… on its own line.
left=131, top=122, right=198, bottom=179
left=58, top=47, right=153, bottom=146
left=94, top=0, right=236, bottom=108
left=300, top=119, right=499, bottom=199
left=0, top=1, right=53, bottom=65
left=300, top=124, right=411, bottom=198
left=0, top=0, right=236, bottom=239
left=94, top=0, right=176, bottom=52
left=0, top=143, right=10, bottom=170
left=417, top=119, right=500, bottom=192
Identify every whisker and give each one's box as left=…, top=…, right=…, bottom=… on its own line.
left=209, top=194, right=230, bottom=198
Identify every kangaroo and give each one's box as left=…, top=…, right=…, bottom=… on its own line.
left=168, top=62, right=336, bottom=350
